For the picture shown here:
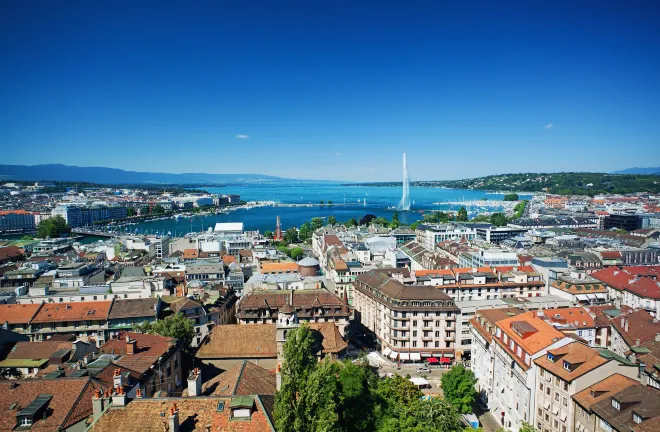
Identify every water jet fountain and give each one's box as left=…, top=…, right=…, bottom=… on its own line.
left=398, top=153, right=411, bottom=211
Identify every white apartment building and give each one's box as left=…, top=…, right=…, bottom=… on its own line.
left=353, top=270, right=460, bottom=362
left=415, top=223, right=477, bottom=251
left=459, top=249, right=520, bottom=268
left=490, top=311, right=572, bottom=432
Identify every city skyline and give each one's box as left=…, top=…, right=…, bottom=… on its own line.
left=2, top=1, right=660, bottom=181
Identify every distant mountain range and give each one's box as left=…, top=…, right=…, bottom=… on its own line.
left=0, top=164, right=294, bottom=185
left=611, top=167, right=660, bottom=175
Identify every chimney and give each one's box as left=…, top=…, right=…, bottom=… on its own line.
left=112, top=386, right=127, bottom=407
left=187, top=367, right=202, bottom=397
left=614, top=298, right=622, bottom=309
left=656, top=332, right=660, bottom=343
left=169, top=405, right=180, bottom=432
left=113, top=368, right=123, bottom=388
left=92, top=389, right=105, bottom=420
left=635, top=338, right=641, bottom=347
left=126, top=335, right=136, bottom=355
left=136, top=388, right=143, bottom=398
left=625, top=319, right=629, bottom=333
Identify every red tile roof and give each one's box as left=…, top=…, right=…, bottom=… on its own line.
left=0, top=246, right=24, bottom=261
left=0, top=303, right=43, bottom=324
left=611, top=310, right=660, bottom=348
left=31, top=301, right=112, bottom=324
left=99, top=332, right=178, bottom=375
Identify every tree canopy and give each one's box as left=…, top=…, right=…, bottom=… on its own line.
left=344, top=218, right=358, bottom=228
left=135, top=313, right=195, bottom=351
left=327, top=216, right=337, bottom=226
left=489, top=213, right=508, bottom=227
left=440, top=364, right=477, bottom=414
left=360, top=214, right=377, bottom=226
left=275, top=324, right=464, bottom=432
left=503, top=193, right=519, bottom=201
left=290, top=247, right=304, bottom=261
left=456, top=207, right=469, bottom=222
left=298, top=223, right=312, bottom=241
left=37, top=216, right=71, bottom=238
left=284, top=227, right=299, bottom=244
left=311, top=217, right=324, bottom=230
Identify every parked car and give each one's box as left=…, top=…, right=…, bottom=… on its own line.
left=386, top=372, right=395, bottom=378
left=417, top=367, right=431, bottom=374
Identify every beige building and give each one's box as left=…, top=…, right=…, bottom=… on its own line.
left=571, top=374, right=638, bottom=432
left=533, top=342, right=640, bottom=432
left=353, top=270, right=459, bottom=362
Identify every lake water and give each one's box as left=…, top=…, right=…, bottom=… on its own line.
left=123, top=184, right=531, bottom=235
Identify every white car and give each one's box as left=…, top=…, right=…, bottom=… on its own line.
left=417, top=367, right=431, bottom=374
left=386, top=372, right=395, bottom=378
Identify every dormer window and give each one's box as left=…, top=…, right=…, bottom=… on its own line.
left=611, top=398, right=620, bottom=410
left=548, top=353, right=555, bottom=362
left=563, top=361, right=571, bottom=371
left=633, top=413, right=643, bottom=424
left=230, top=395, right=255, bottom=420
left=18, top=416, right=33, bottom=427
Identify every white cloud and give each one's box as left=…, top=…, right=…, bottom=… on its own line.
left=335, top=152, right=342, bottom=156
left=234, top=134, right=249, bottom=139
left=366, top=168, right=376, bottom=171
left=544, top=123, right=553, bottom=129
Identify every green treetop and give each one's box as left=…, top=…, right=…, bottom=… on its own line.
left=135, top=313, right=195, bottom=351
left=37, top=216, right=71, bottom=238
left=456, top=207, right=469, bottom=222
left=440, top=364, right=478, bottom=414
left=311, top=217, right=324, bottom=231
left=327, top=215, right=337, bottom=226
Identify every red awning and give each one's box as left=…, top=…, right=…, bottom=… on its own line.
left=427, top=357, right=439, bottom=364
left=440, top=357, right=451, bottom=364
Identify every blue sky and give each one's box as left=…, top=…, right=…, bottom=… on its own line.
left=1, top=1, right=659, bottom=181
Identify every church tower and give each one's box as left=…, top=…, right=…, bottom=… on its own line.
left=276, top=291, right=299, bottom=390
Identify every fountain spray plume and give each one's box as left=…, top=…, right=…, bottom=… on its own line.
left=398, top=152, right=411, bottom=211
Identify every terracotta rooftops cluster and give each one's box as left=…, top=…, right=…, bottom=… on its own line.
left=592, top=266, right=660, bottom=300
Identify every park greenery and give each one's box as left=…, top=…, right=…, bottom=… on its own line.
left=274, top=323, right=468, bottom=432
left=440, top=365, right=478, bottom=414
left=37, top=215, right=71, bottom=238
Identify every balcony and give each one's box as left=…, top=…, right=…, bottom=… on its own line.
left=421, top=335, right=434, bottom=341
left=445, top=335, right=456, bottom=341
left=391, top=334, right=409, bottom=341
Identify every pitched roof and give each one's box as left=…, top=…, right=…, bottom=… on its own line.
left=534, top=342, right=609, bottom=382
left=31, top=301, right=112, bottom=323
left=356, top=271, right=456, bottom=303
left=591, top=383, right=660, bottom=432
left=0, top=378, right=93, bottom=431
left=203, top=360, right=276, bottom=396
left=573, top=373, right=638, bottom=412
left=0, top=246, right=24, bottom=261
left=3, top=340, right=72, bottom=361
left=107, top=298, right=157, bottom=320
left=197, top=323, right=346, bottom=359
left=99, top=332, right=178, bottom=375
left=197, top=325, right=278, bottom=359
left=169, top=297, right=202, bottom=314
left=496, top=311, right=565, bottom=355
left=540, top=307, right=596, bottom=329
left=88, top=397, right=275, bottom=432
left=0, top=303, right=43, bottom=324
left=611, top=310, right=660, bottom=348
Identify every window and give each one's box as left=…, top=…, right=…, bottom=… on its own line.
left=555, top=392, right=559, bottom=402
left=599, top=419, right=613, bottom=432
left=555, top=376, right=560, bottom=386
left=545, top=413, right=549, bottom=422
left=412, top=341, right=417, bottom=348
left=562, top=397, right=567, bottom=407
left=539, top=383, right=544, bottom=391
left=563, top=382, right=568, bottom=391
left=612, top=399, right=620, bottom=410
left=538, top=408, right=543, bottom=417
left=563, top=361, right=571, bottom=371
left=540, top=369, right=545, bottom=377
left=19, top=417, right=32, bottom=427
left=553, top=420, right=558, bottom=429
left=562, top=426, right=566, bottom=432
left=546, top=387, right=551, bottom=396
left=633, top=413, right=642, bottom=424
left=413, top=321, right=418, bottom=327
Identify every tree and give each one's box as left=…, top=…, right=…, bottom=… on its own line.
left=298, top=223, right=312, bottom=241
left=311, top=217, right=324, bottom=231
left=440, top=364, right=477, bottom=414
left=277, top=245, right=291, bottom=256
left=140, top=206, right=150, bottom=215
left=344, top=218, right=357, bottom=228
left=503, top=193, right=519, bottom=201
left=126, top=207, right=136, bottom=217
left=375, top=217, right=390, bottom=227
left=327, top=216, right=337, bottom=226
left=410, top=221, right=419, bottom=230
left=136, top=313, right=195, bottom=351
left=274, top=323, right=318, bottom=432
left=471, top=214, right=490, bottom=223
left=290, top=247, right=304, bottom=261
left=320, top=200, right=325, bottom=206
left=284, top=227, right=299, bottom=244
left=328, top=200, right=333, bottom=206
left=37, top=216, right=71, bottom=238
left=456, top=207, right=469, bottom=222
left=392, top=211, right=399, bottom=223
left=489, top=212, right=508, bottom=227
left=152, top=204, right=165, bottom=214
left=360, top=214, right=377, bottom=226
left=264, top=230, right=273, bottom=238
